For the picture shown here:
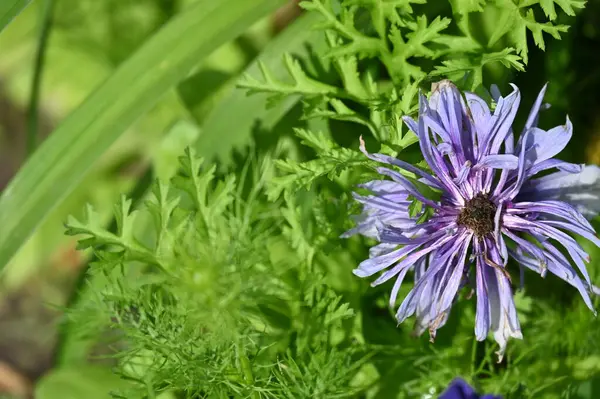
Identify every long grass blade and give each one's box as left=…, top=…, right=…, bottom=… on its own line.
left=0, top=0, right=286, bottom=269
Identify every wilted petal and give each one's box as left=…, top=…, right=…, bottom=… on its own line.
left=474, top=244, right=490, bottom=340
left=486, top=266, right=522, bottom=362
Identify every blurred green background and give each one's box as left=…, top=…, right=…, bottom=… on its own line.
left=0, top=0, right=600, bottom=397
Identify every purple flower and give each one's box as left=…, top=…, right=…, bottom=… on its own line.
left=439, top=378, right=501, bottom=399
left=344, top=80, right=600, bottom=360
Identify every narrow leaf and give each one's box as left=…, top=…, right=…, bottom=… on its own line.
left=0, top=0, right=286, bottom=269
left=0, top=0, right=30, bottom=33
left=194, top=12, right=329, bottom=165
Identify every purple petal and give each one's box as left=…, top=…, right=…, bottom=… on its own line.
left=439, top=379, right=477, bottom=399
left=396, top=233, right=467, bottom=323
left=353, top=244, right=421, bottom=278
left=389, top=266, right=411, bottom=309
left=369, top=243, right=398, bottom=258
left=372, top=233, right=456, bottom=286
left=525, top=159, right=582, bottom=178
left=485, top=264, right=522, bottom=362
left=510, top=200, right=593, bottom=232
left=438, top=234, right=473, bottom=312
left=465, top=92, right=491, bottom=156
left=376, top=167, right=442, bottom=209
left=497, top=127, right=531, bottom=201
left=484, top=84, right=521, bottom=157
left=476, top=154, right=519, bottom=170
left=403, top=115, right=418, bottom=133
left=359, top=137, right=441, bottom=188
left=474, top=241, right=490, bottom=340
left=455, top=161, right=472, bottom=185
left=522, top=118, right=573, bottom=166
left=358, top=180, right=410, bottom=197
left=523, top=82, right=548, bottom=133
left=518, top=165, right=600, bottom=219
left=429, top=80, right=467, bottom=158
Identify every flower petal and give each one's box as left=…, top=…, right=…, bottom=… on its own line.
left=486, top=265, right=522, bottom=362
left=476, top=154, right=519, bottom=170
left=484, top=84, right=521, bottom=157
left=474, top=240, right=490, bottom=340
left=518, top=165, right=600, bottom=219
left=523, top=82, right=548, bottom=133
left=522, top=118, right=573, bottom=166
left=465, top=92, right=492, bottom=153
left=439, top=379, right=478, bottom=399
left=353, top=245, right=421, bottom=278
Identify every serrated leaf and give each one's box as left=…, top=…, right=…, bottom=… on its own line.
left=326, top=31, right=370, bottom=99
left=295, top=128, right=335, bottom=152
left=388, top=15, right=451, bottom=82
left=539, top=0, right=585, bottom=20
left=172, top=148, right=236, bottom=226
left=448, top=0, right=485, bottom=14
left=267, top=140, right=366, bottom=200
left=430, top=48, right=524, bottom=89
left=488, top=0, right=576, bottom=63
left=65, top=196, right=156, bottom=265
left=523, top=9, right=568, bottom=51
left=342, top=0, right=427, bottom=35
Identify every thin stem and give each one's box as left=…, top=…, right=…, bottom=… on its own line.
left=26, top=0, right=55, bottom=157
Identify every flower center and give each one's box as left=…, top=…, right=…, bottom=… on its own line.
left=457, top=194, right=497, bottom=237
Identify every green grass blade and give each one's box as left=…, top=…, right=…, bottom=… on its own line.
left=0, top=0, right=286, bottom=269
left=0, top=0, right=31, bottom=33
left=194, top=11, right=328, bottom=164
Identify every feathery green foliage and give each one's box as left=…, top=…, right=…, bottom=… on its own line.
left=19, top=0, right=596, bottom=397
left=64, top=149, right=370, bottom=398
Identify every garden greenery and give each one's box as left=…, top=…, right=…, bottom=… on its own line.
left=1, top=0, right=599, bottom=398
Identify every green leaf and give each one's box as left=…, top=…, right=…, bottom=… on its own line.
left=342, top=0, right=426, bottom=36
left=193, top=12, right=329, bottom=166
left=487, top=0, right=573, bottom=63
left=0, top=0, right=30, bottom=33
left=448, top=0, right=485, bottom=14
left=539, top=0, right=585, bottom=20
left=0, top=0, right=286, bottom=269
left=64, top=196, right=158, bottom=266
left=267, top=129, right=366, bottom=200
left=430, top=48, right=524, bottom=89
left=35, top=365, right=130, bottom=399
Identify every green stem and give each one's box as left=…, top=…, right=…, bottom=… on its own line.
left=26, top=0, right=55, bottom=157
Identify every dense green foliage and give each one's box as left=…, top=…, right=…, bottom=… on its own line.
left=1, top=0, right=600, bottom=398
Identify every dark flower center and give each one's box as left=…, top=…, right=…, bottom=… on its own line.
left=457, top=194, right=497, bottom=237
